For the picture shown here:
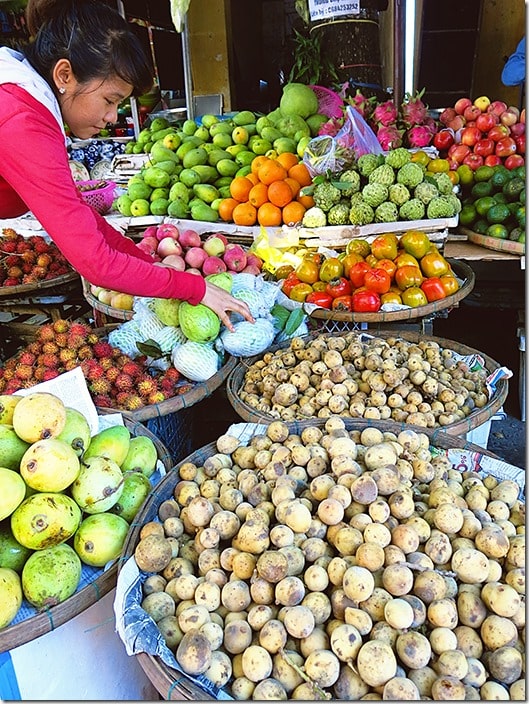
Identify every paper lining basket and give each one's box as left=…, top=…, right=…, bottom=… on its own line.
left=226, top=328, right=509, bottom=439
left=117, top=418, right=503, bottom=701
left=0, top=415, right=172, bottom=654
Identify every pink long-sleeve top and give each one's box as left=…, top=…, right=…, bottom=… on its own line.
left=0, top=84, right=206, bottom=304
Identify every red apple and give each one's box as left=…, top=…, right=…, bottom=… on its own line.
left=184, top=246, right=208, bottom=269
left=510, top=122, right=525, bottom=137
left=433, top=129, right=455, bottom=151
left=521, top=108, right=525, bottom=124
left=504, top=153, right=525, bottom=169
left=141, top=225, right=159, bottom=239
left=463, top=105, right=481, bottom=122
left=474, top=138, right=495, bottom=157
left=447, top=115, right=466, bottom=131
left=241, top=264, right=262, bottom=275
left=484, top=155, right=502, bottom=167
left=203, top=235, right=226, bottom=257
left=207, top=232, right=229, bottom=246
left=156, top=236, right=182, bottom=258
left=440, top=107, right=457, bottom=125
left=178, top=229, right=202, bottom=249
left=500, top=108, right=520, bottom=127
left=245, top=253, right=263, bottom=271
left=448, top=143, right=471, bottom=163
left=476, top=112, right=498, bottom=132
left=160, top=254, right=186, bottom=270
left=514, top=134, right=525, bottom=154
left=488, top=124, right=511, bottom=142
left=156, top=223, right=180, bottom=241
left=223, top=243, right=248, bottom=272
left=202, top=255, right=227, bottom=276
left=136, top=236, right=158, bottom=257
left=462, top=153, right=484, bottom=170
left=460, top=126, right=482, bottom=147
left=454, top=97, right=472, bottom=115
left=495, top=136, right=517, bottom=158
left=487, top=100, right=508, bottom=117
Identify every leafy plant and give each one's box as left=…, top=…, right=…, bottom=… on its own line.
left=287, top=28, right=339, bottom=86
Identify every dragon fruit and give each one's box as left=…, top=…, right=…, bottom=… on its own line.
left=373, top=99, right=399, bottom=126
left=376, top=124, right=404, bottom=150
left=348, top=89, right=376, bottom=119
left=406, top=124, right=435, bottom=148
left=319, top=117, right=344, bottom=137
left=401, top=89, right=429, bottom=127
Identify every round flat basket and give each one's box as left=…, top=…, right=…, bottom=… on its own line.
left=0, top=416, right=172, bottom=654
left=117, top=418, right=500, bottom=701
left=0, top=270, right=79, bottom=299
left=226, top=328, right=508, bottom=438
left=460, top=227, right=525, bottom=256
left=308, top=259, right=475, bottom=325
left=81, top=277, right=134, bottom=322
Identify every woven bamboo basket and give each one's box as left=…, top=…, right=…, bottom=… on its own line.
left=0, top=270, right=79, bottom=299
left=117, top=419, right=501, bottom=701
left=0, top=415, right=172, bottom=654
left=226, top=328, right=509, bottom=439
left=308, top=259, right=475, bottom=326
left=81, top=276, right=135, bottom=325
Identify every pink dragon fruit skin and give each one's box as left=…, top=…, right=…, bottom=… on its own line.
left=401, top=90, right=429, bottom=127
left=377, top=124, right=404, bottom=150
left=406, top=124, right=435, bottom=148
left=349, top=89, right=376, bottom=119
left=319, top=117, right=344, bottom=137
left=373, top=99, right=398, bottom=126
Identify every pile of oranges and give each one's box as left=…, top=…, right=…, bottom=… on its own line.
left=218, top=152, right=315, bottom=228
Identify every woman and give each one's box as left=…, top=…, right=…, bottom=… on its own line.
left=0, top=0, right=253, bottom=332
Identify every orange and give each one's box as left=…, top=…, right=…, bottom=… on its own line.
left=229, top=176, right=254, bottom=202
left=251, top=155, right=271, bottom=175
left=268, top=180, right=294, bottom=208
left=218, top=197, right=239, bottom=222
left=257, top=202, right=282, bottom=227
left=248, top=182, right=269, bottom=208
left=288, top=162, right=312, bottom=187
left=232, top=201, right=257, bottom=226
left=276, top=152, right=299, bottom=171
left=284, top=177, right=301, bottom=197
left=282, top=201, right=306, bottom=226
left=297, top=192, right=315, bottom=209
left=258, top=160, right=288, bottom=186
left=245, top=172, right=259, bottom=186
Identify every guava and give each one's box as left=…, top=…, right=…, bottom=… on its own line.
left=279, top=83, right=319, bottom=119
left=276, top=114, right=310, bottom=140
left=306, top=113, right=329, bottom=136
left=153, top=297, right=181, bottom=326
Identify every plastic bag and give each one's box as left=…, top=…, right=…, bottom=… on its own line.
left=336, top=106, right=384, bottom=159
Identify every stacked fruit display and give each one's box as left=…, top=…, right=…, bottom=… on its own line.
left=0, top=229, right=72, bottom=288
left=435, top=96, right=525, bottom=172
left=458, top=164, right=525, bottom=242
left=124, top=415, right=525, bottom=700
left=116, top=83, right=328, bottom=222
left=278, top=230, right=458, bottom=313
left=0, top=391, right=160, bottom=627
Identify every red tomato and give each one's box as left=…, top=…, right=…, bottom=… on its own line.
left=371, top=233, right=399, bottom=260
left=281, top=272, right=301, bottom=296
left=495, top=136, right=517, bottom=158
left=473, top=138, right=495, bottom=157
left=352, top=290, right=381, bottom=313
left=305, top=291, right=333, bottom=309
left=421, top=277, right=447, bottom=302
left=325, top=276, right=352, bottom=298
left=374, top=258, right=397, bottom=279
left=349, top=261, right=372, bottom=288
left=331, top=294, right=353, bottom=311
left=364, top=268, right=391, bottom=294
left=505, top=153, right=525, bottom=169
left=395, top=265, right=424, bottom=290
left=439, top=274, right=460, bottom=296
left=433, top=129, right=455, bottom=151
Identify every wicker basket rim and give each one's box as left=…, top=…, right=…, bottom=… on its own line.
left=309, top=258, right=475, bottom=322
left=0, top=270, right=79, bottom=299
left=0, top=417, right=172, bottom=654
left=81, top=284, right=134, bottom=321
left=226, top=328, right=508, bottom=437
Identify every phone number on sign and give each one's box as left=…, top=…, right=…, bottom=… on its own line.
left=309, top=0, right=360, bottom=21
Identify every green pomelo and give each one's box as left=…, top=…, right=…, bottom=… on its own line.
left=276, top=114, right=310, bottom=140
left=0, top=567, right=22, bottom=628
left=74, top=513, right=130, bottom=567
left=11, top=492, right=81, bottom=550
left=153, top=297, right=180, bottom=327
left=20, top=438, right=80, bottom=493
left=279, top=83, right=319, bottom=118
left=0, top=468, right=26, bottom=521
left=71, top=456, right=124, bottom=514
left=0, top=424, right=30, bottom=470
left=22, top=544, right=81, bottom=608
left=110, top=471, right=152, bottom=523
left=56, top=408, right=91, bottom=457
left=83, top=425, right=131, bottom=466
left=266, top=107, right=283, bottom=125
left=0, top=523, right=33, bottom=572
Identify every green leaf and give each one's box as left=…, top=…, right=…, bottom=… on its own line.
left=284, top=308, right=305, bottom=337
left=136, top=339, right=164, bottom=359
left=271, top=304, right=290, bottom=330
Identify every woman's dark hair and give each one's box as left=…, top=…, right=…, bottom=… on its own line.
left=24, top=0, right=153, bottom=96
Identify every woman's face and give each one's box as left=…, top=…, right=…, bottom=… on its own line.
left=59, top=75, right=133, bottom=139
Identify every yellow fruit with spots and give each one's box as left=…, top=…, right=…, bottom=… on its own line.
left=0, top=567, right=23, bottom=628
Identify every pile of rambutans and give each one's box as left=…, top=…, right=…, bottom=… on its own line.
left=0, top=229, right=72, bottom=287
left=0, top=319, right=191, bottom=411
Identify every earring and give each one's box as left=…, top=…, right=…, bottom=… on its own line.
left=59, top=87, right=66, bottom=94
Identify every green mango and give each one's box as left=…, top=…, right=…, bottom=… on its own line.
left=167, top=198, right=189, bottom=218
left=192, top=164, right=219, bottom=184
left=260, top=125, right=283, bottom=143
left=110, top=472, right=152, bottom=523
left=155, top=160, right=178, bottom=175
left=201, top=114, right=220, bottom=129
left=22, top=544, right=81, bottom=608
left=194, top=126, right=210, bottom=142
left=149, top=117, right=170, bottom=132
left=209, top=121, right=235, bottom=136
left=214, top=175, right=234, bottom=188
left=256, top=115, right=273, bottom=135
left=150, top=142, right=179, bottom=164
left=0, top=424, right=30, bottom=470
left=207, top=149, right=231, bottom=167
left=56, top=408, right=92, bottom=457
left=182, top=119, right=198, bottom=135
left=218, top=185, right=232, bottom=199
left=233, top=110, right=256, bottom=126
left=82, top=425, right=131, bottom=466
left=120, top=436, right=158, bottom=478
left=190, top=201, right=219, bottom=223
left=182, top=147, right=208, bottom=169
left=216, top=159, right=239, bottom=177
left=74, top=513, right=130, bottom=567
left=150, top=198, right=169, bottom=215
left=178, top=168, right=201, bottom=188
left=11, top=493, right=81, bottom=550
left=193, top=183, right=220, bottom=204
left=150, top=127, right=175, bottom=142
left=150, top=187, right=170, bottom=202
left=143, top=166, right=171, bottom=189
left=176, top=140, right=200, bottom=161
left=169, top=181, right=190, bottom=203
left=0, top=522, right=32, bottom=572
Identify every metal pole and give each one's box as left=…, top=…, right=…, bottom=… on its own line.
left=116, top=0, right=141, bottom=138
left=181, top=15, right=194, bottom=120
left=393, top=0, right=405, bottom=106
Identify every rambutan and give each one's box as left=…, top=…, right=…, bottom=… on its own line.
left=147, top=391, right=166, bottom=405
left=39, top=353, right=59, bottom=369
left=42, top=341, right=59, bottom=355
left=31, top=236, right=50, bottom=254
left=5, top=255, right=20, bottom=267
left=0, top=240, right=17, bottom=253
left=4, top=380, right=23, bottom=394
left=33, top=365, right=48, bottom=381
left=121, top=361, right=143, bottom=379
left=52, top=319, right=70, bottom=334
left=69, top=322, right=90, bottom=339
left=15, top=363, right=34, bottom=381
left=38, top=253, right=52, bottom=268
left=105, top=366, right=120, bottom=382
left=90, top=378, right=112, bottom=395
left=63, top=359, right=79, bottom=372
left=7, top=266, right=22, bottom=279
left=84, top=361, right=105, bottom=381
left=114, top=372, right=133, bottom=391
left=26, top=341, right=42, bottom=355
left=16, top=240, right=32, bottom=253
left=68, top=334, right=87, bottom=350
left=114, top=391, right=130, bottom=407
left=92, top=341, right=114, bottom=359
left=164, top=367, right=180, bottom=382
left=42, top=369, right=60, bottom=381
left=87, top=333, right=99, bottom=345
left=137, top=377, right=158, bottom=398
left=54, top=332, right=69, bottom=348
left=22, top=273, right=39, bottom=285
left=4, top=358, right=16, bottom=370
left=91, top=394, right=113, bottom=408
left=99, top=358, right=114, bottom=371
left=38, top=324, right=56, bottom=342
left=0, top=379, right=6, bottom=392
left=59, top=348, right=76, bottom=364
left=18, top=351, right=36, bottom=366
left=2, top=278, right=21, bottom=286
left=77, top=344, right=94, bottom=360
left=123, top=394, right=144, bottom=411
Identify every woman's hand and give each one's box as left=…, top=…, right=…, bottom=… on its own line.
left=201, top=281, right=254, bottom=332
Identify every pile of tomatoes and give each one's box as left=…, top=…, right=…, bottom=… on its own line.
left=278, top=231, right=459, bottom=313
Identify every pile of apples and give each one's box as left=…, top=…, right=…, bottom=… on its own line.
left=434, top=96, right=525, bottom=171
left=136, top=223, right=263, bottom=277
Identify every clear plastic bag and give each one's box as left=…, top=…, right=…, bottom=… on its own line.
left=336, top=106, right=384, bottom=159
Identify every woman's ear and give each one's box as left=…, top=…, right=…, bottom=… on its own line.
left=52, top=58, right=74, bottom=93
